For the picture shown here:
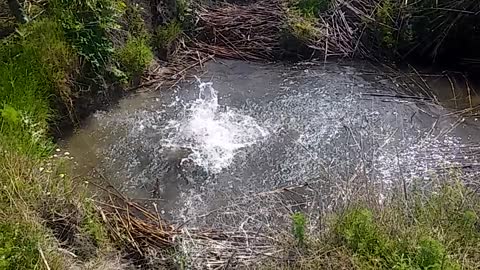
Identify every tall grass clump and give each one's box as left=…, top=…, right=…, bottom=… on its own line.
left=155, top=19, right=182, bottom=50
left=283, top=0, right=324, bottom=53
left=0, top=19, right=75, bottom=156
left=0, top=221, right=45, bottom=270
left=115, top=36, right=153, bottom=79
left=291, top=212, right=307, bottom=247
left=264, top=182, right=480, bottom=269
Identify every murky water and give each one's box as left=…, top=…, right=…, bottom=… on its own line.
left=64, top=60, right=480, bottom=228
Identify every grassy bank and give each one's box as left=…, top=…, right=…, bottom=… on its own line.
left=0, top=0, right=154, bottom=268
left=263, top=182, right=480, bottom=269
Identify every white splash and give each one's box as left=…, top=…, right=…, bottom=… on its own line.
left=163, top=78, right=269, bottom=173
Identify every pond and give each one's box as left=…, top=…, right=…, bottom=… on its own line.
left=63, top=60, right=480, bottom=230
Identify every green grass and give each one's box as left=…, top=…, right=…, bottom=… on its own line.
left=0, top=149, right=75, bottom=269
left=115, top=36, right=153, bottom=79
left=0, top=0, right=154, bottom=266
left=291, top=0, right=329, bottom=18
left=375, top=0, right=396, bottom=49
left=154, top=20, right=182, bottom=50
left=0, top=222, right=40, bottom=270
left=0, top=18, right=75, bottom=157
left=292, top=212, right=307, bottom=247
left=0, top=2, right=130, bottom=268
left=264, top=182, right=480, bottom=269
left=125, top=3, right=149, bottom=40
left=285, top=8, right=321, bottom=44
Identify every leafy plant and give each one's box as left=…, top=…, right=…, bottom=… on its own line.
left=49, top=0, right=126, bottom=68
left=292, top=212, right=307, bottom=246
left=155, top=20, right=182, bottom=50
left=81, top=200, right=109, bottom=248
left=115, top=36, right=153, bottom=79
left=415, top=237, right=447, bottom=270
left=375, top=0, right=396, bottom=48
left=0, top=222, right=39, bottom=270
left=292, top=0, right=329, bottom=18
left=125, top=3, right=149, bottom=40
left=335, top=208, right=388, bottom=256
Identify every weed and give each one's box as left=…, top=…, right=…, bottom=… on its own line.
left=82, top=199, right=109, bottom=249
left=0, top=19, right=75, bottom=156
left=0, top=0, right=142, bottom=269
left=155, top=20, right=182, bottom=50
left=49, top=0, right=126, bottom=68
left=292, top=0, right=329, bottom=18
left=375, top=0, right=396, bottom=48
left=125, top=3, right=149, bottom=40
left=292, top=212, right=307, bottom=246
left=115, top=36, right=153, bottom=79
left=335, top=208, right=390, bottom=258
left=177, top=0, right=189, bottom=21
left=285, top=6, right=321, bottom=45
left=0, top=222, right=39, bottom=270
left=265, top=182, right=479, bottom=269
left=415, top=237, right=447, bottom=269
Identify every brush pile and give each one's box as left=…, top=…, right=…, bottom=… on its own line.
left=326, top=0, right=480, bottom=61
left=187, top=0, right=480, bottom=64
left=191, top=0, right=285, bottom=61
left=96, top=185, right=278, bottom=269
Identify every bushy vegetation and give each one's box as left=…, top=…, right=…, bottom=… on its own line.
left=291, top=212, right=307, bottom=247
left=0, top=222, right=40, bottom=269
left=48, top=0, right=126, bottom=68
left=0, top=19, right=75, bottom=156
left=154, top=19, right=183, bottom=50
left=265, top=182, right=480, bottom=269
left=284, top=0, right=323, bottom=51
left=282, top=0, right=480, bottom=63
left=0, top=0, right=154, bottom=268
left=115, top=36, right=153, bottom=79
left=291, top=0, right=329, bottom=17
left=367, top=0, right=480, bottom=60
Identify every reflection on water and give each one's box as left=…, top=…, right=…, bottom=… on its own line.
left=426, top=72, right=480, bottom=111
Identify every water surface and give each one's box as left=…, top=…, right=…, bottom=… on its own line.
left=64, top=60, right=480, bottom=229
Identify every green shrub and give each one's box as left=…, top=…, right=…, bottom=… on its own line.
left=330, top=185, right=474, bottom=269
left=125, top=3, right=149, bottom=40
left=155, top=20, right=182, bottom=50
left=49, top=0, right=126, bottom=68
left=292, top=0, right=329, bottom=18
left=0, top=222, right=40, bottom=270
left=415, top=237, right=447, bottom=269
left=375, top=0, right=396, bottom=49
left=81, top=200, right=109, bottom=248
left=292, top=212, right=307, bottom=246
left=335, top=208, right=390, bottom=257
left=115, top=36, right=153, bottom=78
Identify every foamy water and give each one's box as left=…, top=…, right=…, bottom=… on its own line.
left=163, top=78, right=269, bottom=173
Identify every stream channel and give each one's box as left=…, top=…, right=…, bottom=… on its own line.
left=63, top=60, right=480, bottom=230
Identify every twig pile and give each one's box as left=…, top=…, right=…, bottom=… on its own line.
left=327, top=0, right=480, bottom=59
left=95, top=183, right=278, bottom=269
left=96, top=190, right=178, bottom=256
left=135, top=41, right=213, bottom=92
left=192, top=0, right=285, bottom=61
left=177, top=229, right=279, bottom=269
